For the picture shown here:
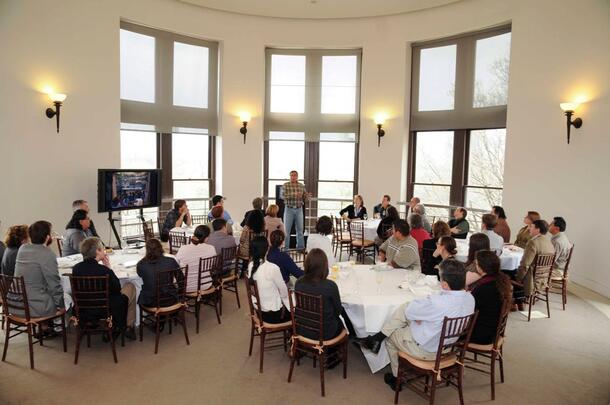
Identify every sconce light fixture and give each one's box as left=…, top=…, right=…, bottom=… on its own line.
left=374, top=113, right=387, bottom=147
left=559, top=102, right=583, bottom=144
left=239, top=112, right=251, bottom=144
left=45, top=93, right=67, bottom=133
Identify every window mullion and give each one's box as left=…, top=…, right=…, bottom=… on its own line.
left=449, top=130, right=467, bottom=207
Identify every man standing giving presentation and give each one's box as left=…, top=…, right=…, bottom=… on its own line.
left=282, top=170, right=310, bottom=250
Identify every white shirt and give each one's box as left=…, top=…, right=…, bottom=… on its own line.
left=405, top=290, right=475, bottom=353
left=482, top=229, right=504, bottom=256
left=306, top=234, right=335, bottom=267
left=247, top=261, right=290, bottom=312
left=175, top=243, right=217, bottom=292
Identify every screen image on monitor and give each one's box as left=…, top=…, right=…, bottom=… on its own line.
left=98, top=169, right=162, bottom=212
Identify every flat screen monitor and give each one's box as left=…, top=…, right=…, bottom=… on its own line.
left=97, top=169, right=162, bottom=212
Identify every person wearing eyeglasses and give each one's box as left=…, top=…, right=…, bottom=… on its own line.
left=63, top=209, right=93, bottom=257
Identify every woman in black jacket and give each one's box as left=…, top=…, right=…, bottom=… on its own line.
left=469, top=250, right=512, bottom=344
left=339, top=195, right=368, bottom=220
left=137, top=238, right=184, bottom=308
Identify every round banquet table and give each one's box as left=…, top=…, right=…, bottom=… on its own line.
left=332, top=263, right=441, bottom=373
left=57, top=249, right=146, bottom=324
left=454, top=238, right=524, bottom=270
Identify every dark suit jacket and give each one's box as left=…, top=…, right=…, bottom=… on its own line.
left=72, top=259, right=128, bottom=329
left=294, top=278, right=344, bottom=341
left=240, top=209, right=265, bottom=227
left=136, top=256, right=183, bottom=307
left=339, top=205, right=367, bottom=220
left=470, top=275, right=503, bottom=344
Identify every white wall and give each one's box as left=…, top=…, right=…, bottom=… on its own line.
left=0, top=0, right=608, bottom=296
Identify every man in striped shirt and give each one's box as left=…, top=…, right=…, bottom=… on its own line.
left=379, top=219, right=421, bottom=270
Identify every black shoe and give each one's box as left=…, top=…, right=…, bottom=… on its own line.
left=384, top=373, right=402, bottom=391
left=361, top=337, right=382, bottom=354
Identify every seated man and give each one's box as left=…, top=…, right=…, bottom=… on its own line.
left=480, top=213, right=505, bottom=255
left=373, top=194, right=392, bottom=219
left=514, top=219, right=555, bottom=308
left=549, top=216, right=572, bottom=278
left=72, top=199, right=99, bottom=237
left=14, top=221, right=65, bottom=324
left=240, top=197, right=265, bottom=227
left=448, top=207, right=470, bottom=239
left=379, top=219, right=421, bottom=271
left=359, top=260, right=474, bottom=390
left=161, top=199, right=192, bottom=242
left=72, top=237, right=136, bottom=339
left=207, top=195, right=233, bottom=224
left=207, top=218, right=238, bottom=255
left=209, top=206, right=233, bottom=235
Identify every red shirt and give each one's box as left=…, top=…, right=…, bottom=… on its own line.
left=410, top=228, right=431, bottom=249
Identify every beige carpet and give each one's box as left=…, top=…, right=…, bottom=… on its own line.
left=0, top=287, right=608, bottom=405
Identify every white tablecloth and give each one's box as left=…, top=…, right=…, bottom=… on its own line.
left=332, top=263, right=440, bottom=372
left=347, top=219, right=380, bottom=241
left=170, top=226, right=241, bottom=245
left=57, top=250, right=145, bottom=323
left=455, top=239, right=524, bottom=270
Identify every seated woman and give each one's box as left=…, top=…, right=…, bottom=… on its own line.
left=239, top=210, right=265, bottom=261
left=408, top=213, right=431, bottom=249
left=305, top=216, right=335, bottom=268
left=63, top=209, right=92, bottom=256
left=464, top=233, right=491, bottom=288
left=72, top=237, right=137, bottom=339
left=294, top=248, right=344, bottom=340
left=339, top=194, right=367, bottom=220
left=266, top=230, right=304, bottom=283
left=433, top=236, right=457, bottom=265
left=513, top=211, right=540, bottom=249
left=375, top=206, right=400, bottom=247
left=247, top=236, right=291, bottom=324
left=422, top=221, right=451, bottom=275
left=264, top=204, right=285, bottom=239
left=137, top=238, right=184, bottom=308
left=2, top=224, right=29, bottom=276
left=491, top=206, right=511, bottom=243
left=175, top=225, right=217, bottom=293
left=469, top=250, right=512, bottom=345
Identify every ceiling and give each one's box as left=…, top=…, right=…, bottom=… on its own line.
left=177, top=0, right=462, bottom=19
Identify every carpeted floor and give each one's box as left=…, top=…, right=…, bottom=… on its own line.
left=0, top=285, right=608, bottom=405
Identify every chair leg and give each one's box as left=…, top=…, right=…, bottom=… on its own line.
left=499, top=348, right=505, bottom=382
left=394, top=367, right=401, bottom=404
left=429, top=373, right=437, bottom=405
left=546, top=290, right=551, bottom=318
left=342, top=342, right=348, bottom=379
left=139, top=311, right=144, bottom=342
left=74, top=329, right=82, bottom=365
left=215, top=294, right=222, bottom=324
left=2, top=320, right=10, bottom=362
left=180, top=310, right=190, bottom=346
left=490, top=351, right=496, bottom=400
left=234, top=282, right=241, bottom=309
left=457, top=367, right=465, bottom=405
left=288, top=346, right=296, bottom=383
left=109, top=326, right=118, bottom=364
left=248, top=325, right=255, bottom=356
left=195, top=299, right=201, bottom=334
left=562, top=281, right=567, bottom=310
left=283, top=330, right=288, bottom=352
left=527, top=295, right=533, bottom=322
left=219, top=288, right=223, bottom=316
left=319, top=352, right=326, bottom=397
left=27, top=324, right=35, bottom=369
left=154, top=316, right=161, bottom=354
left=61, top=317, right=67, bottom=352
left=259, top=331, right=266, bottom=373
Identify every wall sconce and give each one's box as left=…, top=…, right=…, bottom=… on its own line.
left=374, top=113, right=387, bottom=147
left=239, top=112, right=251, bottom=144
left=45, top=93, right=67, bottom=133
left=559, top=102, right=583, bottom=144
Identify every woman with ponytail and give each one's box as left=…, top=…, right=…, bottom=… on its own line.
left=469, top=250, right=513, bottom=345
left=175, top=225, right=216, bottom=293
left=247, top=236, right=291, bottom=324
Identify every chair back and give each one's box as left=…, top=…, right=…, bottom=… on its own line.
left=381, top=223, right=393, bottom=240
left=284, top=248, right=307, bottom=268
left=289, top=290, right=324, bottom=344
left=191, top=214, right=208, bottom=225
left=142, top=219, right=155, bottom=242
left=493, top=297, right=512, bottom=348
left=245, top=278, right=264, bottom=324
left=220, top=246, right=238, bottom=276
left=532, top=253, right=555, bottom=288
left=169, top=231, right=188, bottom=254
left=196, top=255, right=222, bottom=294
left=153, top=266, right=187, bottom=308
left=331, top=216, right=342, bottom=241
left=69, top=275, right=111, bottom=323
left=420, top=246, right=436, bottom=274
left=562, top=244, right=575, bottom=279
left=56, top=237, right=64, bottom=257
left=248, top=230, right=268, bottom=242
left=349, top=221, right=365, bottom=244
left=0, top=275, right=32, bottom=321
left=435, top=312, right=478, bottom=369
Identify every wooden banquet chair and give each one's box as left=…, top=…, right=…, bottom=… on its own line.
left=69, top=275, right=124, bottom=364
left=142, top=219, right=155, bottom=243
left=464, top=298, right=511, bottom=400
left=168, top=231, right=188, bottom=254
left=550, top=244, right=574, bottom=310
left=185, top=256, right=222, bottom=333
left=349, top=221, right=375, bottom=264
left=284, top=248, right=307, bottom=269
left=331, top=216, right=351, bottom=261
left=287, top=290, right=348, bottom=397
left=513, top=253, right=555, bottom=321
left=0, top=275, right=67, bottom=369
left=139, top=267, right=189, bottom=354
left=246, top=278, right=292, bottom=373
left=219, top=246, right=240, bottom=315
left=394, top=312, right=478, bottom=405
left=56, top=237, right=64, bottom=257
left=191, top=214, right=208, bottom=225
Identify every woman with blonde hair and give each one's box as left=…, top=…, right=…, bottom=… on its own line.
left=339, top=194, right=368, bottom=220
left=264, top=204, right=285, bottom=237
